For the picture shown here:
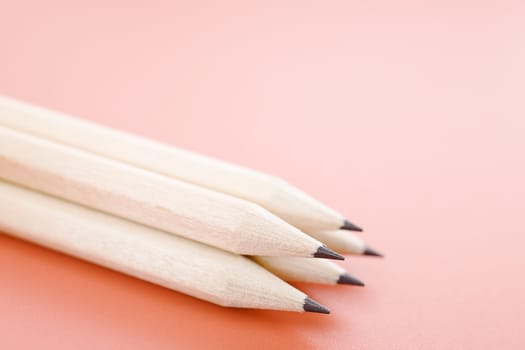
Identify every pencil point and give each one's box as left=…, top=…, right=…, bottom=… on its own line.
left=340, top=219, right=363, bottom=232
left=303, top=297, right=330, bottom=314
left=337, top=273, right=365, bottom=286
left=314, top=246, right=345, bottom=260
left=363, top=246, right=383, bottom=257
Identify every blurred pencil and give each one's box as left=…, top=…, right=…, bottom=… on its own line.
left=307, top=230, right=383, bottom=257
left=253, top=256, right=364, bottom=286
left=0, top=181, right=330, bottom=313
left=0, top=126, right=342, bottom=259
left=0, top=95, right=362, bottom=233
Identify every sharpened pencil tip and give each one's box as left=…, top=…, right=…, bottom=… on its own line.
left=337, top=273, right=365, bottom=286
left=340, top=219, right=363, bottom=232
left=363, top=246, right=384, bottom=257
left=314, top=246, right=345, bottom=260
left=303, top=297, right=330, bottom=314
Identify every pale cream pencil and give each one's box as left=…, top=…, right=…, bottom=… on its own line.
left=0, top=95, right=361, bottom=233
left=253, top=257, right=365, bottom=286
left=0, top=181, right=330, bottom=313
left=306, top=230, right=383, bottom=257
left=0, top=126, right=341, bottom=259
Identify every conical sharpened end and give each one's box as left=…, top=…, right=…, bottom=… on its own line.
left=314, top=246, right=345, bottom=260
left=363, top=246, right=384, bottom=257
left=303, top=297, right=330, bottom=314
left=337, top=273, right=365, bottom=286
left=340, top=219, right=363, bottom=232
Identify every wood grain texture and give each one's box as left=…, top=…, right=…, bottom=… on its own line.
left=0, top=95, right=346, bottom=232
left=0, top=125, right=323, bottom=257
left=0, top=180, right=318, bottom=312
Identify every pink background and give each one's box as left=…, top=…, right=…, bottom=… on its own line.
left=1, top=1, right=524, bottom=348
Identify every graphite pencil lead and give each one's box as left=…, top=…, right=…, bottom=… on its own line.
left=340, top=219, right=363, bottom=232
left=363, top=246, right=384, bottom=257
left=337, top=273, right=365, bottom=286
left=313, top=246, right=345, bottom=260
left=303, top=297, right=330, bottom=314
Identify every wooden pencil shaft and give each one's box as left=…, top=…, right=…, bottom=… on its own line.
left=253, top=256, right=347, bottom=285
left=0, top=180, right=312, bottom=312
left=0, top=125, right=323, bottom=257
left=0, top=96, right=346, bottom=232
left=305, top=230, right=366, bottom=255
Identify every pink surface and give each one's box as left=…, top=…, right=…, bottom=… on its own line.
left=1, top=1, right=524, bottom=349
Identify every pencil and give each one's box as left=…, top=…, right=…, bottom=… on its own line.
left=0, top=126, right=342, bottom=259
left=0, top=95, right=362, bottom=233
left=306, top=230, right=383, bottom=257
left=253, top=256, right=365, bottom=286
left=0, top=180, right=330, bottom=313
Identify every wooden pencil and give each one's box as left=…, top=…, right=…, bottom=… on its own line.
left=0, top=95, right=362, bottom=233
left=307, top=230, right=383, bottom=257
left=0, top=126, right=342, bottom=259
left=253, top=256, right=364, bottom=286
left=0, top=180, right=330, bottom=313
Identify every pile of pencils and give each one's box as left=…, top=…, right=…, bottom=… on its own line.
left=0, top=96, right=382, bottom=314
